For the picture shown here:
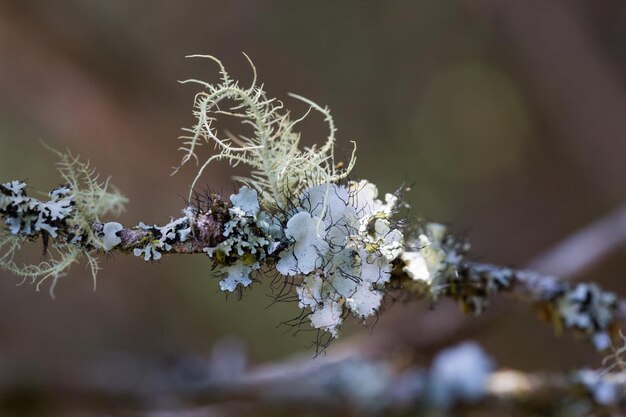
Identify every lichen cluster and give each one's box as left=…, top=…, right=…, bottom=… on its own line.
left=112, top=177, right=451, bottom=337
left=202, top=186, right=283, bottom=292
left=0, top=150, right=126, bottom=295
left=131, top=218, right=193, bottom=261
left=176, top=54, right=355, bottom=210
left=398, top=223, right=514, bottom=315
left=168, top=56, right=459, bottom=336
left=0, top=55, right=622, bottom=349
left=1, top=181, right=74, bottom=238
left=276, top=181, right=403, bottom=336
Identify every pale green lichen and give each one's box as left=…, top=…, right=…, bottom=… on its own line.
left=175, top=54, right=356, bottom=210
left=122, top=54, right=407, bottom=329
left=0, top=148, right=127, bottom=295
left=1, top=54, right=620, bottom=358
left=219, top=259, right=257, bottom=292
left=47, top=146, right=127, bottom=249
left=276, top=211, right=329, bottom=275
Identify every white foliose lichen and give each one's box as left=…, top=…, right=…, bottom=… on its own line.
left=1, top=181, right=74, bottom=238
left=101, top=222, right=124, bottom=251
left=401, top=232, right=444, bottom=285
left=132, top=217, right=193, bottom=261
left=400, top=222, right=473, bottom=302
left=204, top=186, right=283, bottom=292
left=218, top=259, right=257, bottom=292
left=1, top=149, right=126, bottom=295
left=400, top=224, right=451, bottom=298
left=276, top=180, right=403, bottom=336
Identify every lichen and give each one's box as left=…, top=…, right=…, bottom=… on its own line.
left=553, top=283, right=617, bottom=350
left=401, top=223, right=469, bottom=298
left=132, top=217, right=193, bottom=261
left=47, top=146, right=127, bottom=249
left=101, top=222, right=123, bottom=251
left=202, top=186, right=282, bottom=292
left=275, top=181, right=404, bottom=335
left=276, top=211, right=329, bottom=275
left=193, top=180, right=405, bottom=333
left=0, top=148, right=126, bottom=295
left=2, top=53, right=619, bottom=360
left=175, top=54, right=356, bottom=210
left=429, top=342, right=494, bottom=407
left=0, top=182, right=74, bottom=237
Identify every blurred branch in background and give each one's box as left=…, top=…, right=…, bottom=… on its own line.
left=2, top=339, right=624, bottom=417
left=529, top=204, right=626, bottom=279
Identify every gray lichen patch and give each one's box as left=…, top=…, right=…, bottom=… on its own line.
left=202, top=186, right=283, bottom=293
left=1, top=181, right=75, bottom=238
left=131, top=218, right=193, bottom=261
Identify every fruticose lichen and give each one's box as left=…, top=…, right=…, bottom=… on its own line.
left=0, top=149, right=127, bottom=295
left=175, top=54, right=356, bottom=210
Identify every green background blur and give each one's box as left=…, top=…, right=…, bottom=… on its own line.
left=1, top=0, right=625, bottom=374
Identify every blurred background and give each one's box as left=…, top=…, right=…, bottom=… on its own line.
left=0, top=0, right=625, bottom=414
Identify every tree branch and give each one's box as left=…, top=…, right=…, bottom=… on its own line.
left=1, top=178, right=624, bottom=351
